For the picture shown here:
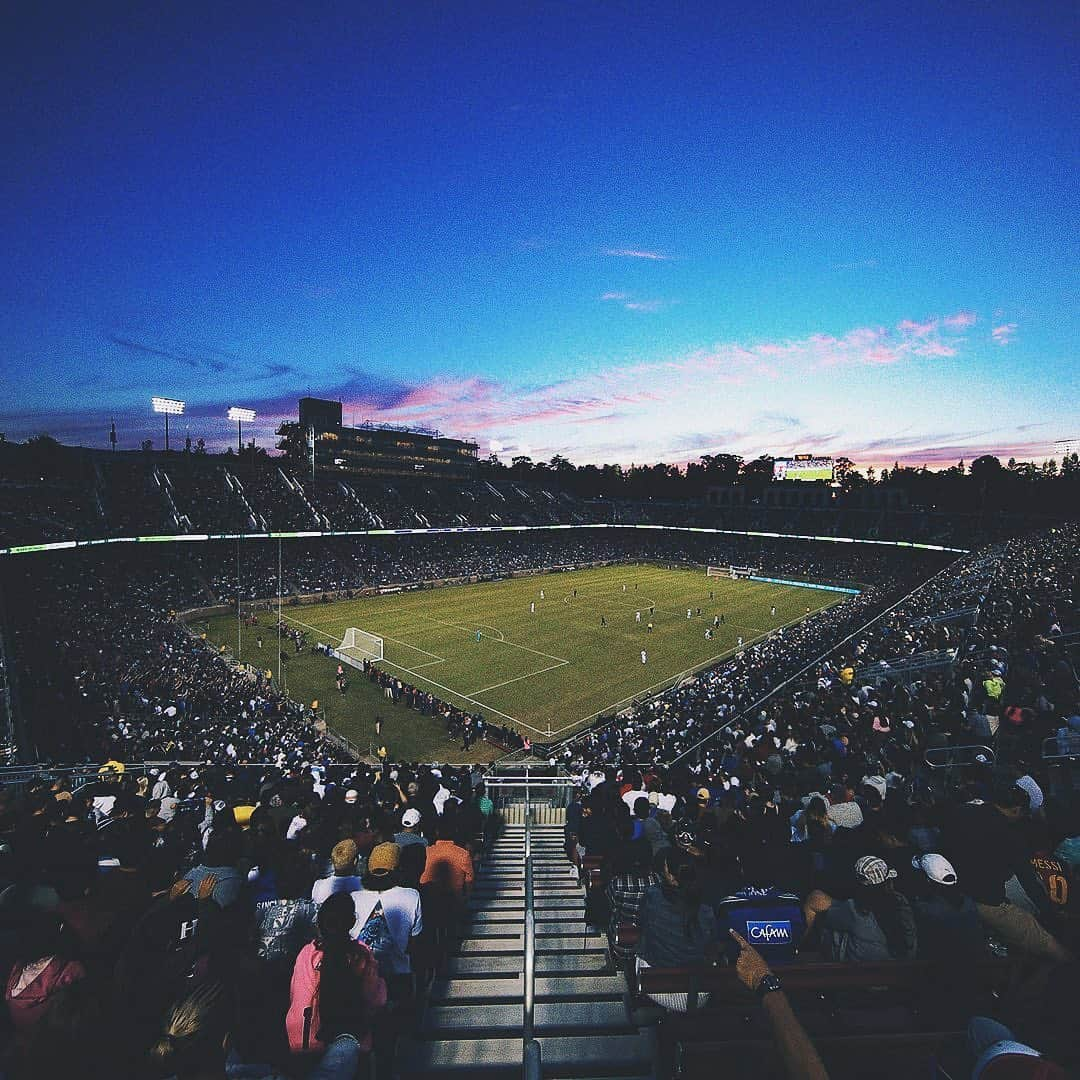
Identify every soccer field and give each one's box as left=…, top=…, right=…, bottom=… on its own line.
left=200, top=563, right=843, bottom=754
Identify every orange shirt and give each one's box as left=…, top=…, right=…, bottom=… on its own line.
left=420, top=840, right=475, bottom=896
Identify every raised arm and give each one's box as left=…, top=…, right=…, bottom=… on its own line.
left=731, top=930, right=830, bottom=1080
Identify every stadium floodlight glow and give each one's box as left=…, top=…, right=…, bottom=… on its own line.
left=151, top=397, right=185, bottom=451
left=227, top=406, right=256, bottom=452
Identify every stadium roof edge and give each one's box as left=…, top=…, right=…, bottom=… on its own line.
left=0, top=524, right=970, bottom=558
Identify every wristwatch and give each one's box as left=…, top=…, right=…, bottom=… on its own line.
left=756, top=973, right=783, bottom=999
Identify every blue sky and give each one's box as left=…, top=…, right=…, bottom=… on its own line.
left=1, top=1, right=1076, bottom=467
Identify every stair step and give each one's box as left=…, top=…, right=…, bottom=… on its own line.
left=445, top=952, right=611, bottom=976
left=422, top=1000, right=633, bottom=1037
left=535, top=921, right=589, bottom=935
left=535, top=973, right=624, bottom=999
left=429, top=975, right=523, bottom=1003
left=397, top=1036, right=521, bottom=1076
left=534, top=938, right=606, bottom=954
left=539, top=1034, right=656, bottom=1076
left=422, top=1003, right=521, bottom=1036
left=456, top=936, right=524, bottom=953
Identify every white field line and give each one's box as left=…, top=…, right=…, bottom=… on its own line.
left=278, top=576, right=839, bottom=739
left=279, top=611, right=535, bottom=732
left=545, top=586, right=836, bottom=738
left=281, top=612, right=447, bottom=665
left=465, top=659, right=570, bottom=697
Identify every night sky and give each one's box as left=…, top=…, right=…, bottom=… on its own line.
left=2, top=2, right=1076, bottom=467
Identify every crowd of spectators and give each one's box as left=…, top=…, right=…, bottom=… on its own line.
left=0, top=448, right=1053, bottom=551
left=558, top=524, right=1079, bottom=1076
left=0, top=759, right=493, bottom=1078
left=2, top=530, right=939, bottom=766
left=0, top=519, right=1076, bottom=1075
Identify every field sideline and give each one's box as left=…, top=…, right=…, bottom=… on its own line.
left=200, top=563, right=843, bottom=752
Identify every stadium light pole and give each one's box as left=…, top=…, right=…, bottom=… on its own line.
left=151, top=397, right=185, bottom=452
left=227, top=406, right=256, bottom=454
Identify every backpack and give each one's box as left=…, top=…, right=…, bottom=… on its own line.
left=355, top=899, right=395, bottom=964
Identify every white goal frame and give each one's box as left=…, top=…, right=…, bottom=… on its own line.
left=707, top=565, right=757, bottom=580
left=336, top=627, right=384, bottom=667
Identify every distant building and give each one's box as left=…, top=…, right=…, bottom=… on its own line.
left=292, top=397, right=479, bottom=480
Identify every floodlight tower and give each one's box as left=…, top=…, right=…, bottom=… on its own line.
left=228, top=407, right=256, bottom=453
left=151, top=397, right=185, bottom=452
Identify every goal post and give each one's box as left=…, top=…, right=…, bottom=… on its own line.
left=336, top=627, right=384, bottom=668
left=707, top=565, right=757, bottom=580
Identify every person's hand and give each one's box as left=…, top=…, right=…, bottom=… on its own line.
left=730, top=930, right=772, bottom=993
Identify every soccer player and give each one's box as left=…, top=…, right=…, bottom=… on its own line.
left=713, top=615, right=720, bottom=628
left=687, top=608, right=692, bottom=619
left=737, top=636, right=744, bottom=647
left=640, top=649, right=647, bottom=664
left=476, top=629, right=482, bottom=642
left=601, top=615, right=606, bottom=627
left=770, top=605, right=776, bottom=617
left=540, top=589, right=545, bottom=599
left=530, top=602, right=535, bottom=613
left=635, top=611, right=641, bottom=622
left=646, top=622, right=653, bottom=633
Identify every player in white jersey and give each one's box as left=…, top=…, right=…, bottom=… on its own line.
left=640, top=649, right=647, bottom=664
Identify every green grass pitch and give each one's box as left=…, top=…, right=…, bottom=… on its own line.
left=197, top=563, right=842, bottom=762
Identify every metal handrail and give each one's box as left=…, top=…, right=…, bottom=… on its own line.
left=924, top=744, right=996, bottom=769
left=522, top=770, right=540, bottom=1077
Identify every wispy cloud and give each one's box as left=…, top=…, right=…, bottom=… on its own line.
left=832, top=258, right=879, bottom=271
left=992, top=322, right=1018, bottom=345
left=943, top=311, right=977, bottom=329
left=107, top=335, right=228, bottom=374
left=603, top=247, right=672, bottom=261
left=600, top=292, right=668, bottom=313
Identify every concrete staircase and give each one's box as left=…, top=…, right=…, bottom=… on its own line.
left=398, top=823, right=654, bottom=1078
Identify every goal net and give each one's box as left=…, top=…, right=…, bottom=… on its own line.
left=336, top=627, right=384, bottom=667
left=707, top=565, right=757, bottom=580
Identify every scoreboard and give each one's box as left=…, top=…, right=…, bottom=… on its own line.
left=773, top=455, right=834, bottom=482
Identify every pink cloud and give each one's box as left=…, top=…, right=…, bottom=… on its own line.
left=943, top=311, right=977, bottom=329
left=624, top=300, right=664, bottom=312
left=992, top=323, right=1018, bottom=345
left=603, top=247, right=671, bottom=261
left=912, top=340, right=957, bottom=358
left=898, top=318, right=937, bottom=337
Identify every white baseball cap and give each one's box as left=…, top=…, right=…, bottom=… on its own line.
left=344, top=789, right=359, bottom=804
left=912, top=853, right=958, bottom=886
left=402, top=808, right=422, bottom=827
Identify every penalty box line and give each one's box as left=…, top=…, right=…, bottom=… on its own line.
left=279, top=612, right=448, bottom=668
left=278, top=611, right=557, bottom=736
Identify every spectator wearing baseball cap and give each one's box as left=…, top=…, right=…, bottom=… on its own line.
left=909, top=853, right=986, bottom=961
left=394, top=808, right=428, bottom=850
left=804, top=855, right=917, bottom=962
left=311, top=839, right=363, bottom=905
left=349, top=843, right=423, bottom=985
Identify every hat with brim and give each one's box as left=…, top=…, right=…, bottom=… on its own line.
left=367, top=842, right=400, bottom=875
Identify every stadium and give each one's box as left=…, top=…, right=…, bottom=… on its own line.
left=3, top=7, right=1079, bottom=1080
